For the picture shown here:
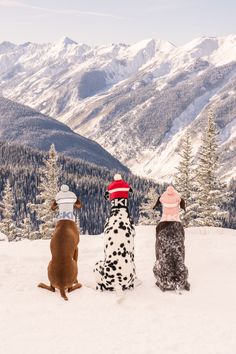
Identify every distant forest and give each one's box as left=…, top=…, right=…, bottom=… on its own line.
left=0, top=141, right=234, bottom=235
left=0, top=141, right=160, bottom=235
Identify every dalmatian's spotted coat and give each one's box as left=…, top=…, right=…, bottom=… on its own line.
left=153, top=221, right=190, bottom=291
left=94, top=204, right=136, bottom=291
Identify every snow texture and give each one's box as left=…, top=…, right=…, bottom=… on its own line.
left=0, top=226, right=235, bottom=354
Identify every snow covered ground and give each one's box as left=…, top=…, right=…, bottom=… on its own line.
left=0, top=226, right=236, bottom=354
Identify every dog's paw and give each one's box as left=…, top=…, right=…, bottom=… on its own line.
left=133, top=278, right=142, bottom=288
left=84, top=282, right=97, bottom=290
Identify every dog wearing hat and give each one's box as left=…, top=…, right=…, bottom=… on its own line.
left=38, top=185, right=83, bottom=301
left=93, top=174, right=137, bottom=298
left=153, top=185, right=190, bottom=292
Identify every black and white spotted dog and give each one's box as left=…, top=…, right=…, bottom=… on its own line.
left=153, top=221, right=190, bottom=292
left=94, top=198, right=136, bottom=292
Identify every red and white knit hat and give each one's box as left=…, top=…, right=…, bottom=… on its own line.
left=107, top=175, right=131, bottom=200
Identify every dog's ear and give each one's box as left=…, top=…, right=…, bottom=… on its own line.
left=51, top=200, right=58, bottom=211
left=153, top=196, right=161, bottom=210
left=74, top=198, right=82, bottom=209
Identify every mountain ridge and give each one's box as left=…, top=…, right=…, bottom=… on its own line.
left=0, top=96, right=128, bottom=172
left=1, top=35, right=236, bottom=180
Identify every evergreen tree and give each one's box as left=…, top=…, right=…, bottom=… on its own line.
left=0, top=140, right=171, bottom=235
left=20, top=213, right=33, bottom=239
left=223, top=178, right=236, bottom=229
left=0, top=180, right=18, bottom=241
left=174, top=130, right=196, bottom=227
left=194, top=110, right=228, bottom=226
left=139, top=187, right=160, bottom=225
left=75, top=210, right=81, bottom=231
left=30, top=144, right=60, bottom=239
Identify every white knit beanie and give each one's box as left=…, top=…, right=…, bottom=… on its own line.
left=114, top=174, right=122, bottom=181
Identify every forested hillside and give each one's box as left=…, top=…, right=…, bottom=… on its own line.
left=0, top=141, right=159, bottom=234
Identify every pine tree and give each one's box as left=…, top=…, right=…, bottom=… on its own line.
left=20, top=213, right=33, bottom=239
left=74, top=207, right=81, bottom=231
left=194, top=110, right=228, bottom=226
left=0, top=180, right=18, bottom=241
left=174, top=130, right=196, bottom=227
left=30, top=144, right=60, bottom=239
left=139, top=187, right=160, bottom=225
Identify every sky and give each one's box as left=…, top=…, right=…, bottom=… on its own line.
left=0, top=0, right=235, bottom=46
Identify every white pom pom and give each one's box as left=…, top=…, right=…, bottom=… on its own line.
left=114, top=174, right=122, bottom=181
left=61, top=184, right=69, bottom=192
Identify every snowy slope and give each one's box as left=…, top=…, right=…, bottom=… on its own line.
left=0, top=36, right=174, bottom=119
left=0, top=231, right=7, bottom=241
left=63, top=36, right=236, bottom=182
left=0, top=96, right=128, bottom=172
left=0, top=226, right=236, bottom=354
left=1, top=36, right=236, bottom=180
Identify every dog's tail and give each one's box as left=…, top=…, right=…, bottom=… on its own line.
left=60, top=287, right=68, bottom=301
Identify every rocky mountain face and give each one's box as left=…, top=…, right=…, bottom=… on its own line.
left=0, top=36, right=236, bottom=181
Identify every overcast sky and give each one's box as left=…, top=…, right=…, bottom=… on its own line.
left=0, top=0, right=235, bottom=46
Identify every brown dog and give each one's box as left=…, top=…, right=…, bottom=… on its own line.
left=38, top=199, right=82, bottom=301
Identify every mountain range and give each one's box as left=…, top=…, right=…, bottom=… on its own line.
left=0, top=35, right=236, bottom=181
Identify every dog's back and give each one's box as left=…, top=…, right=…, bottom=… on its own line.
left=48, top=220, right=79, bottom=290
left=153, top=221, right=189, bottom=291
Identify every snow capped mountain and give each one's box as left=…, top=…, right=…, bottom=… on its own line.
left=0, top=35, right=236, bottom=181
left=0, top=36, right=175, bottom=117
left=0, top=41, right=17, bottom=54
left=0, top=96, right=128, bottom=172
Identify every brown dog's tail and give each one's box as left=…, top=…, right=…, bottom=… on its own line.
left=60, top=288, right=68, bottom=301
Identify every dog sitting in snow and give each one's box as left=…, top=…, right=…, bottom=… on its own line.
left=38, top=185, right=82, bottom=301
left=93, top=174, right=137, bottom=295
left=153, top=186, right=190, bottom=292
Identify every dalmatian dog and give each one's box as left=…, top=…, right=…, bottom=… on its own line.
left=93, top=198, right=137, bottom=294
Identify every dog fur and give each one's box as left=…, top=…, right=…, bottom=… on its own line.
left=38, top=199, right=82, bottom=301
left=153, top=221, right=190, bottom=292
left=93, top=204, right=136, bottom=292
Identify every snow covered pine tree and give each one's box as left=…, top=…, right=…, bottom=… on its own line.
left=174, top=130, right=197, bottom=227
left=194, top=110, right=229, bottom=226
left=0, top=180, right=18, bottom=241
left=20, top=213, right=33, bottom=239
left=139, top=187, right=160, bottom=225
left=29, top=144, right=60, bottom=239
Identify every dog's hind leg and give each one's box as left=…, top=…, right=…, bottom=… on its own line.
left=38, top=283, right=55, bottom=292
left=68, top=283, right=82, bottom=292
left=184, top=281, right=190, bottom=291
left=114, top=283, right=125, bottom=304
left=60, top=288, right=68, bottom=301
left=73, top=247, right=78, bottom=262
